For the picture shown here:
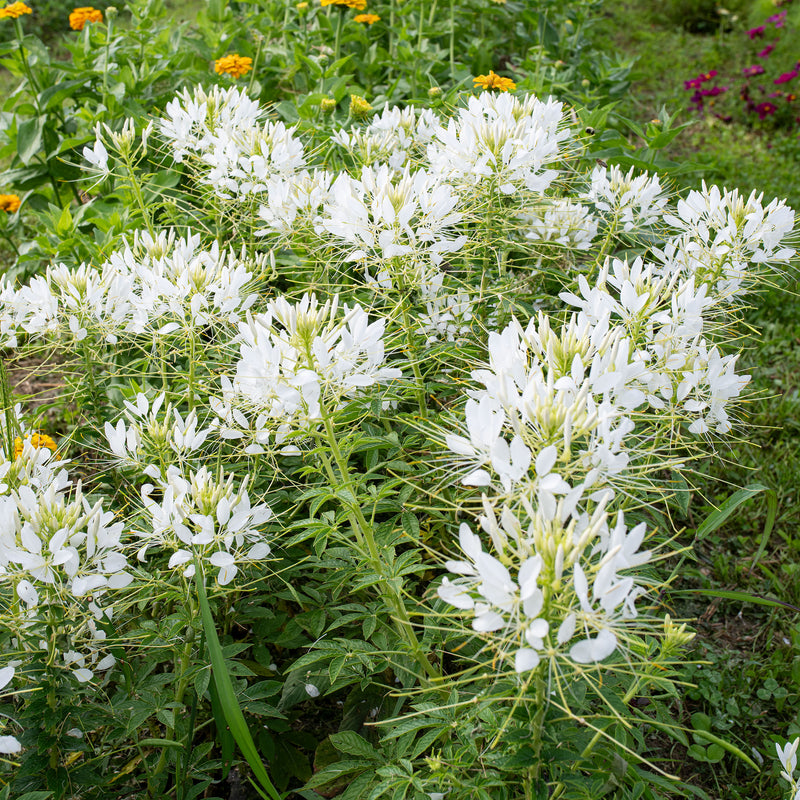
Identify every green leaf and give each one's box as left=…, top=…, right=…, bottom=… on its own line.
left=55, top=204, right=73, bottom=237
left=695, top=484, right=771, bottom=540
left=139, top=738, right=184, bottom=749
left=38, top=80, right=83, bottom=111
left=194, top=562, right=284, bottom=800
left=673, top=588, right=800, bottom=614
left=329, top=731, right=381, bottom=761
left=17, top=116, right=44, bottom=165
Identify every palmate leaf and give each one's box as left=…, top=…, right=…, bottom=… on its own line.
left=193, top=561, right=284, bottom=800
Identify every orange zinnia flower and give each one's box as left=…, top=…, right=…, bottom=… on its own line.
left=0, top=2, right=32, bottom=19
left=13, top=432, right=57, bottom=459
left=473, top=70, right=516, bottom=92
left=354, top=12, right=379, bottom=23
left=321, top=0, right=367, bottom=10
left=0, top=194, right=20, bottom=213
left=69, top=6, right=103, bottom=30
left=214, top=54, right=253, bottom=79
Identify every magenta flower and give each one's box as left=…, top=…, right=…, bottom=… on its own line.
left=743, top=64, right=766, bottom=76
left=747, top=25, right=766, bottom=39
left=767, top=11, right=787, bottom=28
left=684, top=71, right=718, bottom=90
left=775, top=70, right=799, bottom=85
left=700, top=86, right=727, bottom=97
left=755, top=101, right=777, bottom=119
left=758, top=43, right=776, bottom=58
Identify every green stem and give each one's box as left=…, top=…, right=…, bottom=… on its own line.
left=122, top=151, right=155, bottom=236
left=81, top=339, right=102, bottom=420
left=333, top=8, right=344, bottom=64
left=399, top=295, right=427, bottom=417
left=248, top=35, right=263, bottom=95
left=577, top=664, right=650, bottom=764
left=102, top=15, right=114, bottom=96
left=590, top=210, right=620, bottom=280
left=14, top=18, right=40, bottom=100
left=448, top=0, right=455, bottom=80
left=0, top=357, right=17, bottom=460
left=153, top=591, right=196, bottom=779
left=389, top=0, right=396, bottom=61
left=316, top=406, right=440, bottom=685
left=187, top=328, right=196, bottom=411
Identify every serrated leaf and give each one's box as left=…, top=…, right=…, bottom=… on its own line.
left=329, top=731, right=381, bottom=761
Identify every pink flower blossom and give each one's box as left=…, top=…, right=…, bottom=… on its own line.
left=775, top=70, right=799, bottom=85
left=747, top=25, right=766, bottom=39
left=755, top=101, right=777, bottom=119
left=743, top=64, right=765, bottom=76
left=758, top=43, right=776, bottom=58
left=767, top=11, right=787, bottom=28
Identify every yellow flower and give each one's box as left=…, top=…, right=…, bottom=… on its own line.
left=473, top=70, right=516, bottom=92
left=69, top=6, right=102, bottom=30
left=349, top=94, right=372, bottom=117
left=214, top=54, right=253, bottom=79
left=13, top=432, right=57, bottom=459
left=489, top=0, right=507, bottom=3
left=321, top=0, right=367, bottom=10
left=320, top=97, right=337, bottom=113
left=0, top=194, right=20, bottom=213
left=354, top=12, right=379, bottom=22
left=296, top=1, right=308, bottom=6
left=0, top=2, right=32, bottom=19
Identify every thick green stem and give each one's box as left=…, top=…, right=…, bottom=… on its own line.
left=333, top=8, right=345, bottom=64
left=81, top=339, right=102, bottom=420
left=152, top=591, right=196, bottom=781
left=102, top=15, right=114, bottom=95
left=316, top=407, right=441, bottom=685
left=0, top=357, right=16, bottom=460
left=448, top=0, right=455, bottom=80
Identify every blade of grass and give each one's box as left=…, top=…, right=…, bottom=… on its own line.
left=193, top=561, right=283, bottom=800
left=695, top=484, right=771, bottom=541
left=673, top=588, right=800, bottom=614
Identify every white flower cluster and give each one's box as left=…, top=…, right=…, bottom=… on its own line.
left=439, top=489, right=652, bottom=671
left=321, top=165, right=468, bottom=289
left=137, top=465, right=272, bottom=586
left=446, top=309, right=648, bottom=503
left=0, top=442, right=131, bottom=683
left=257, top=169, right=335, bottom=239
left=584, top=165, right=668, bottom=231
left=104, top=392, right=213, bottom=479
left=0, top=231, right=255, bottom=347
left=213, top=293, right=402, bottom=451
left=416, top=272, right=474, bottom=345
left=562, top=255, right=751, bottom=434
left=333, top=104, right=440, bottom=169
left=522, top=198, right=598, bottom=252
left=661, top=183, right=795, bottom=300
left=160, top=85, right=305, bottom=199
left=427, top=93, right=569, bottom=197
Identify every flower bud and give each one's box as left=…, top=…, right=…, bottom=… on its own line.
left=349, top=94, right=372, bottom=118
left=320, top=97, right=337, bottom=114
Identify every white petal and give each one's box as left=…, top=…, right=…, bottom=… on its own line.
left=514, top=648, right=541, bottom=673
